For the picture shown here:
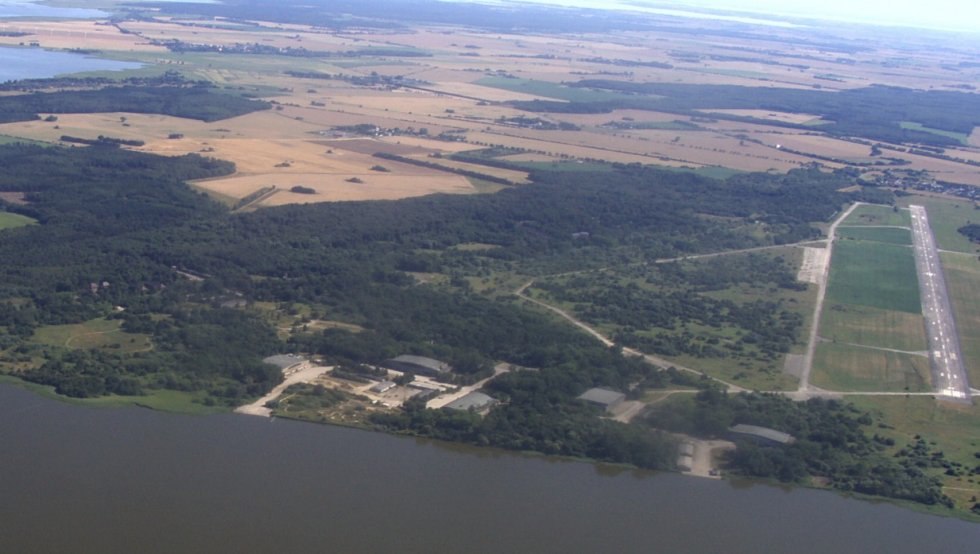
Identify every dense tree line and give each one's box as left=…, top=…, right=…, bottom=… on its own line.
left=0, top=85, right=269, bottom=124
left=957, top=223, right=980, bottom=243
left=510, top=82, right=980, bottom=147
left=645, top=391, right=951, bottom=507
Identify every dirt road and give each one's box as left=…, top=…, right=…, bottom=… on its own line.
left=235, top=363, right=330, bottom=417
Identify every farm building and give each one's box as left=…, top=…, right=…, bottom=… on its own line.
left=728, top=424, right=796, bottom=446
left=382, top=355, right=452, bottom=377
left=444, top=391, right=498, bottom=412
left=263, top=354, right=305, bottom=370
left=577, top=387, right=626, bottom=412
left=676, top=442, right=695, bottom=472
left=370, top=381, right=396, bottom=394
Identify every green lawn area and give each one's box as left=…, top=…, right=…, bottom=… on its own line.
left=899, top=195, right=980, bottom=254
left=0, top=375, right=225, bottom=415
left=942, top=252, right=980, bottom=386
left=826, top=240, right=921, bottom=313
left=836, top=226, right=911, bottom=245
left=31, top=318, right=152, bottom=353
left=899, top=121, right=969, bottom=145
left=475, top=76, right=639, bottom=102
left=506, top=160, right=618, bottom=172
left=622, top=120, right=702, bottom=131
left=842, top=204, right=910, bottom=227
left=811, top=342, right=930, bottom=392
left=820, top=303, right=926, bottom=352
left=0, top=212, right=37, bottom=230
left=849, top=396, right=980, bottom=518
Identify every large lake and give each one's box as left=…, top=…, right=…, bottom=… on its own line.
left=0, top=46, right=141, bottom=83
left=0, top=384, right=977, bottom=553
left=0, top=1, right=107, bottom=19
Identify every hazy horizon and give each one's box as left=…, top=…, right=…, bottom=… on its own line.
left=470, top=0, right=980, bottom=33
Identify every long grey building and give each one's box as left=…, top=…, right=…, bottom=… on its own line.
left=728, top=424, right=795, bottom=446
left=577, top=387, right=626, bottom=412
left=382, top=355, right=452, bottom=377
left=445, top=391, right=498, bottom=412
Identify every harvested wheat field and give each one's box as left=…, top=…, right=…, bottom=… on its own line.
left=699, top=109, right=823, bottom=125
left=0, top=20, right=164, bottom=52
left=195, top=173, right=475, bottom=204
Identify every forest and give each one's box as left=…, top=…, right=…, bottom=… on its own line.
left=0, top=141, right=860, bottom=469
left=644, top=390, right=952, bottom=507
left=509, top=82, right=980, bottom=146
left=0, top=83, right=269, bottom=124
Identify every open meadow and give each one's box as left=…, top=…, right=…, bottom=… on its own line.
left=897, top=195, right=980, bottom=254
left=825, top=240, right=920, bottom=314
left=811, top=342, right=930, bottom=392
left=0, top=211, right=35, bottom=230
left=30, top=318, right=151, bottom=353
left=942, top=253, right=980, bottom=387
left=843, top=204, right=911, bottom=227
left=849, top=396, right=980, bottom=514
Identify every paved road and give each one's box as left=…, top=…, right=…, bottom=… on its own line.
left=909, top=205, right=972, bottom=403
left=798, top=202, right=862, bottom=392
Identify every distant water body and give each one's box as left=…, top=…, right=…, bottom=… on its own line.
left=0, top=46, right=141, bottom=82
left=0, top=1, right=107, bottom=19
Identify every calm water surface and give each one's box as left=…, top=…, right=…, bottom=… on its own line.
left=0, top=385, right=977, bottom=553
left=0, top=1, right=107, bottom=19
left=0, top=46, right=141, bottom=82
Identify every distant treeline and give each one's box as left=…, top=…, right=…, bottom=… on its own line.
left=0, top=85, right=269, bottom=124
left=60, top=135, right=145, bottom=148
left=373, top=152, right=518, bottom=186
left=957, top=224, right=980, bottom=243
left=510, top=82, right=980, bottom=147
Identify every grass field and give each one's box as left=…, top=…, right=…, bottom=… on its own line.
left=826, top=240, right=921, bottom=313
left=475, top=76, right=638, bottom=103
left=820, top=304, right=927, bottom=352
left=849, top=396, right=980, bottom=518
left=900, top=121, right=969, bottom=145
left=842, top=204, right=911, bottom=227
left=941, top=252, right=980, bottom=386
left=836, top=226, right=912, bottom=245
left=898, top=195, right=980, bottom=254
left=31, top=318, right=152, bottom=353
left=0, top=374, right=225, bottom=414
left=0, top=212, right=36, bottom=230
left=811, top=342, right=931, bottom=392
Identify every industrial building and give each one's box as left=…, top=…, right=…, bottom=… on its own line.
left=444, top=391, right=498, bottom=413
left=727, top=424, right=796, bottom=446
left=577, top=387, right=626, bottom=412
left=370, top=381, right=396, bottom=394
left=382, top=355, right=452, bottom=377
left=263, top=354, right=305, bottom=370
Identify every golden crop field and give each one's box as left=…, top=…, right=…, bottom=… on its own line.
left=0, top=20, right=165, bottom=52
left=700, top=109, right=822, bottom=125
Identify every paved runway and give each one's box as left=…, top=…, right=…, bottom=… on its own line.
left=909, top=205, right=972, bottom=402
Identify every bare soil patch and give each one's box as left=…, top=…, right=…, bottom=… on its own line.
left=798, top=246, right=830, bottom=285
left=0, top=21, right=165, bottom=52
left=698, top=109, right=823, bottom=125
left=194, top=172, right=474, bottom=204
left=319, top=138, right=432, bottom=156
left=0, top=192, right=28, bottom=205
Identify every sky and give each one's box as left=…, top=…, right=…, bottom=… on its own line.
left=491, top=0, right=980, bottom=33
